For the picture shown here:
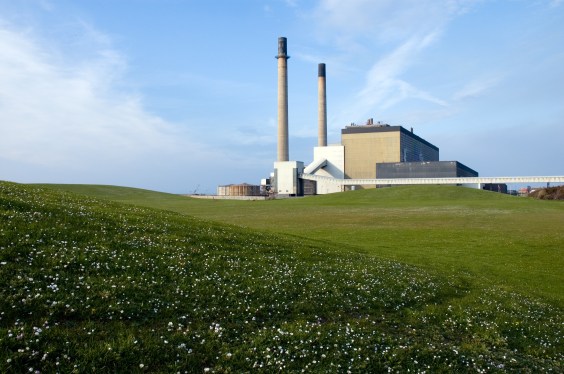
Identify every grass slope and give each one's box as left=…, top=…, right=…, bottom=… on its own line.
left=45, top=184, right=564, bottom=305
left=1, top=181, right=562, bottom=372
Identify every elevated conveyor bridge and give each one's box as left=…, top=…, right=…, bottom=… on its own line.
left=300, top=173, right=564, bottom=188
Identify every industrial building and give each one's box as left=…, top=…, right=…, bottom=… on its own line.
left=217, top=183, right=262, bottom=197
left=482, top=183, right=508, bottom=194
left=342, top=123, right=439, bottom=180
left=300, top=122, right=470, bottom=193
left=212, top=37, right=564, bottom=197
left=267, top=36, right=480, bottom=196
left=377, top=161, right=478, bottom=179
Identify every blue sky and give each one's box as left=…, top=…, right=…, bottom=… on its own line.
left=1, top=0, right=563, bottom=193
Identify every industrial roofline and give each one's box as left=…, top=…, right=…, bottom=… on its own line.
left=341, top=125, right=440, bottom=152
left=300, top=173, right=564, bottom=186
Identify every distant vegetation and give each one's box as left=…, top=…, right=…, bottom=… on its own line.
left=529, top=185, right=564, bottom=200
left=2, top=181, right=563, bottom=372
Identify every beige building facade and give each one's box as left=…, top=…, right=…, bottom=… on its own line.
left=342, top=125, right=439, bottom=180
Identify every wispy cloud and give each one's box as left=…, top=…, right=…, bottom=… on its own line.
left=314, top=0, right=475, bottom=45
left=330, top=30, right=449, bottom=124
left=452, top=76, right=502, bottom=101
left=0, top=16, right=275, bottom=191
left=37, top=0, right=54, bottom=12
left=0, top=22, right=181, bottom=167
left=313, top=0, right=481, bottom=126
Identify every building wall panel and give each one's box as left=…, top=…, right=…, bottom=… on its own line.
left=342, top=132, right=400, bottom=179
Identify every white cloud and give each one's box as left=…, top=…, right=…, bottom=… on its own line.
left=32, top=0, right=54, bottom=12
left=0, top=19, right=251, bottom=192
left=452, top=76, right=502, bottom=101
left=0, top=24, right=180, bottom=167
left=314, top=0, right=477, bottom=45
left=313, top=0, right=481, bottom=126
left=284, top=0, right=298, bottom=7
left=331, top=32, right=448, bottom=125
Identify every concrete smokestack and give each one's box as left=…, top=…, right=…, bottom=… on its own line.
left=318, top=63, right=327, bottom=147
left=276, top=37, right=290, bottom=162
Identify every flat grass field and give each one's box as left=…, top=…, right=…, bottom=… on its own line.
left=1, top=181, right=563, bottom=372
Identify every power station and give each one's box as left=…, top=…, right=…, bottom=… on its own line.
left=216, top=37, right=564, bottom=198
left=270, top=37, right=478, bottom=197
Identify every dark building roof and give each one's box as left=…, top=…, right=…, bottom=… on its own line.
left=376, top=161, right=479, bottom=178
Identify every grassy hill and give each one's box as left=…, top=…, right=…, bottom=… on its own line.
left=2, top=181, right=562, bottom=372
left=45, top=184, right=564, bottom=305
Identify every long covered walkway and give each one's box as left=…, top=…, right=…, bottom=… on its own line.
left=300, top=173, right=564, bottom=188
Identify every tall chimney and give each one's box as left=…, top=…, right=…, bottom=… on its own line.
left=318, top=63, right=327, bottom=147
left=276, top=37, right=290, bottom=162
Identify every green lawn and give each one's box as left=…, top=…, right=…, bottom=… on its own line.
left=45, top=184, right=564, bottom=306
left=2, top=181, right=561, bottom=372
